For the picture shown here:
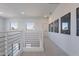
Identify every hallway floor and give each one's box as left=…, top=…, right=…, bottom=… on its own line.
left=21, top=35, right=68, bottom=56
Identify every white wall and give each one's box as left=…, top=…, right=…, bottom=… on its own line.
left=5, top=18, right=48, bottom=32
left=48, top=3, right=79, bottom=56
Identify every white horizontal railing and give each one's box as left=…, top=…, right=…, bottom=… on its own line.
left=24, top=31, right=44, bottom=51
left=0, top=32, right=5, bottom=56
left=0, top=31, right=22, bottom=56
left=0, top=30, right=44, bottom=55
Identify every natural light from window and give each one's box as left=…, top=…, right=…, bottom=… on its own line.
left=10, top=22, right=18, bottom=30
left=26, top=23, right=35, bottom=30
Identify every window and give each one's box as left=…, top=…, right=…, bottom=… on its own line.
left=10, top=22, right=18, bottom=30
left=13, top=43, right=19, bottom=55
left=8, top=43, right=20, bottom=56
left=26, top=23, right=35, bottom=30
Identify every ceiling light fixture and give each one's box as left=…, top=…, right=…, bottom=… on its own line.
left=0, top=12, right=3, bottom=14
left=21, top=12, right=24, bottom=14
left=44, top=16, right=48, bottom=18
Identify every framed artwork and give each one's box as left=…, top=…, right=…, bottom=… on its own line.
left=61, top=13, right=71, bottom=34
left=76, top=7, right=79, bottom=36
left=49, top=22, right=54, bottom=32
left=49, top=24, right=51, bottom=32
left=62, top=22, right=68, bottom=30
left=50, top=22, right=53, bottom=32
left=53, top=19, right=59, bottom=33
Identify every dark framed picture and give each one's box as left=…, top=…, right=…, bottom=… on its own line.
left=50, top=22, right=53, bottom=32
left=61, top=13, right=71, bottom=34
left=76, top=7, right=79, bottom=36
left=49, top=24, right=51, bottom=32
left=49, top=22, right=53, bottom=32
left=53, top=19, right=59, bottom=33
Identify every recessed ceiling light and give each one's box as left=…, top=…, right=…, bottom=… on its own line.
left=44, top=16, right=48, bottom=18
left=21, top=12, right=24, bottom=14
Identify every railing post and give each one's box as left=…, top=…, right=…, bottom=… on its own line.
left=5, top=32, right=8, bottom=56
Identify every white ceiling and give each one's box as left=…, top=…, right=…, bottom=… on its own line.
left=0, top=3, right=59, bottom=18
